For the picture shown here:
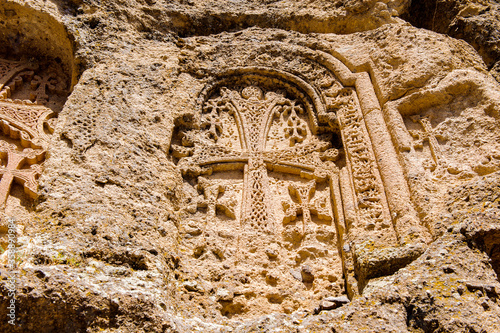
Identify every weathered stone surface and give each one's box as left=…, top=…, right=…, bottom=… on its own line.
left=404, top=0, right=500, bottom=81
left=0, top=0, right=498, bottom=332
left=314, top=295, right=350, bottom=313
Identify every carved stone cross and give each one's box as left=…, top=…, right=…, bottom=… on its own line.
left=196, top=177, right=236, bottom=220
left=0, top=144, right=43, bottom=206
left=30, top=70, right=66, bottom=104
left=172, top=84, right=338, bottom=234
left=0, top=57, right=67, bottom=208
left=282, top=179, right=332, bottom=234
left=209, top=86, right=288, bottom=230
left=409, top=115, right=446, bottom=171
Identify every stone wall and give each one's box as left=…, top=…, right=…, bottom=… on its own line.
left=0, top=0, right=499, bottom=332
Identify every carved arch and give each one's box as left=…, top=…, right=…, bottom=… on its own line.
left=196, top=67, right=330, bottom=135
left=0, top=1, right=78, bottom=87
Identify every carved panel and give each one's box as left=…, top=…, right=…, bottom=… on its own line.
left=384, top=73, right=500, bottom=237
left=171, top=43, right=431, bottom=313
left=0, top=57, right=68, bottom=207
left=337, top=89, right=391, bottom=230
left=170, top=72, right=345, bottom=316
left=403, top=103, right=500, bottom=179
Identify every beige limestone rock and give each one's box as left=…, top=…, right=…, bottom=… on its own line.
left=0, top=0, right=498, bottom=332
left=403, top=0, right=500, bottom=81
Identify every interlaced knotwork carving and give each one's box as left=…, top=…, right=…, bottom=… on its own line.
left=245, top=157, right=269, bottom=230
left=0, top=102, right=53, bottom=143
left=338, top=96, right=385, bottom=226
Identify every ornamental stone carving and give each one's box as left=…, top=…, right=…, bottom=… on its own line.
left=0, top=57, right=68, bottom=208
left=171, top=71, right=344, bottom=315
left=169, top=57, right=430, bottom=316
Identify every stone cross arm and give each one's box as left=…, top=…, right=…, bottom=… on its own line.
left=0, top=147, right=44, bottom=205
left=282, top=180, right=332, bottom=230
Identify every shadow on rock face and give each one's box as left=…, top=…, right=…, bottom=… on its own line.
left=402, top=0, right=500, bottom=80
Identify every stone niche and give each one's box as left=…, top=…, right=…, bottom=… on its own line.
left=171, top=71, right=345, bottom=317
left=383, top=70, right=500, bottom=236
left=0, top=2, right=74, bottom=251
left=169, top=44, right=431, bottom=318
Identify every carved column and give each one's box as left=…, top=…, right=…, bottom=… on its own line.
left=354, top=72, right=430, bottom=245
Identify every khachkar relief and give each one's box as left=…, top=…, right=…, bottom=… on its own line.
left=383, top=71, right=500, bottom=182
left=382, top=71, right=500, bottom=238
left=0, top=57, right=67, bottom=209
left=404, top=113, right=500, bottom=178
left=168, top=59, right=432, bottom=316
left=171, top=74, right=346, bottom=316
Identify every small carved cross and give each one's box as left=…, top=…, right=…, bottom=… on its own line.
left=282, top=180, right=332, bottom=234
left=200, top=104, right=223, bottom=142
left=0, top=144, right=43, bottom=205
left=409, top=115, right=446, bottom=170
left=30, top=71, right=65, bottom=104
left=196, top=177, right=236, bottom=220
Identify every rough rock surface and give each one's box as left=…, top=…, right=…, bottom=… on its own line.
left=0, top=0, right=498, bottom=332
left=403, top=0, right=500, bottom=81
